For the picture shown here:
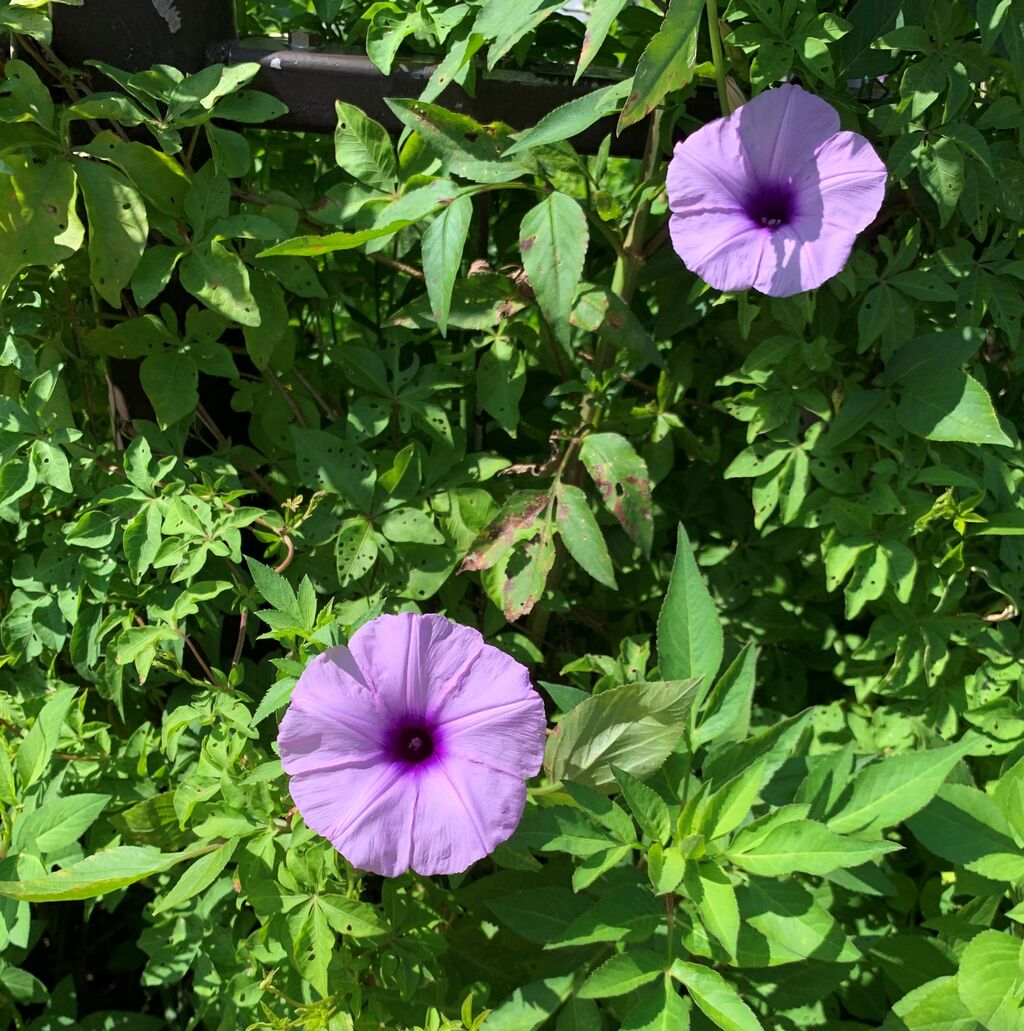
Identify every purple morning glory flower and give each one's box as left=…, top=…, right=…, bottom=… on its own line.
left=278, top=613, right=547, bottom=877
left=666, top=84, right=887, bottom=297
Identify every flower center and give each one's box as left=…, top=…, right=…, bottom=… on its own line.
left=745, top=182, right=795, bottom=230
left=391, top=723, right=436, bottom=764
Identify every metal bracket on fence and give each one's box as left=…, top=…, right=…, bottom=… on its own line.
left=50, top=0, right=718, bottom=155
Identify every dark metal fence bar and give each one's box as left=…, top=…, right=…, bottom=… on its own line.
left=50, top=0, right=718, bottom=155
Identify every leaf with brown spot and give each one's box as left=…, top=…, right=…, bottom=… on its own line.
left=579, top=433, right=653, bottom=556
left=460, top=491, right=550, bottom=572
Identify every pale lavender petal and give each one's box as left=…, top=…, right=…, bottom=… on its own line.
left=669, top=208, right=774, bottom=293
left=813, top=130, right=887, bottom=234
left=428, top=635, right=535, bottom=722
left=667, top=121, right=752, bottom=215
left=737, top=84, right=840, bottom=180
left=347, top=612, right=485, bottom=716
left=290, top=762, right=416, bottom=878
left=753, top=219, right=860, bottom=297
left=278, top=649, right=388, bottom=775
left=438, top=692, right=546, bottom=778
left=410, top=758, right=528, bottom=875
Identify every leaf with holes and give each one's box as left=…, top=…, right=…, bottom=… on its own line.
left=579, top=432, right=653, bottom=556
left=292, top=428, right=376, bottom=513
left=0, top=155, right=84, bottom=296
left=335, top=517, right=380, bottom=586
left=180, top=240, right=260, bottom=326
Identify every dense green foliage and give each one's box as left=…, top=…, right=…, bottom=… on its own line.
left=1, top=0, right=1024, bottom=1028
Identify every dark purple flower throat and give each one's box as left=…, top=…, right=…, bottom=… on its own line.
left=390, top=720, right=436, bottom=764
left=745, top=181, right=795, bottom=229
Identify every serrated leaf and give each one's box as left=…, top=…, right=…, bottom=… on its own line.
left=423, top=194, right=473, bottom=335
left=546, top=678, right=700, bottom=789
left=658, top=523, right=723, bottom=686
left=556, top=483, right=617, bottom=589
left=579, top=433, right=653, bottom=555
left=618, top=0, right=703, bottom=130
left=519, top=192, right=588, bottom=347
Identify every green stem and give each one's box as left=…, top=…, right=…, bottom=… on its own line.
left=706, top=0, right=730, bottom=117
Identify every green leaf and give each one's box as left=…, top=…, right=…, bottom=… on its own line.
left=513, top=805, right=617, bottom=858
left=245, top=557, right=301, bottom=622
left=576, top=0, right=631, bottom=82
left=686, top=863, right=740, bottom=959
left=292, top=428, right=376, bottom=512
left=505, top=79, right=632, bottom=155
left=14, top=793, right=110, bottom=854
left=579, top=432, right=653, bottom=555
left=488, top=887, right=590, bottom=944
left=242, top=269, right=289, bottom=370
left=386, top=99, right=527, bottom=183
left=179, top=241, right=260, bottom=326
left=477, top=337, right=526, bottom=435
left=896, top=370, right=1012, bottom=445
left=578, top=949, right=665, bottom=998
left=618, top=0, right=704, bottom=130
left=152, top=838, right=238, bottom=914
left=891, top=976, right=976, bottom=1031
left=670, top=961, right=763, bottom=1031
left=658, top=523, right=723, bottom=686
left=556, top=998, right=602, bottom=1031
left=612, top=766, right=670, bottom=843
left=0, top=155, right=84, bottom=297
left=485, top=974, right=575, bottom=1031
left=335, top=517, right=379, bottom=586
left=15, top=687, right=77, bottom=790
left=693, top=643, right=757, bottom=748
left=256, top=222, right=411, bottom=258
left=473, top=0, right=565, bottom=68
left=319, top=894, right=388, bottom=937
left=132, top=245, right=183, bottom=307
left=918, top=136, right=964, bottom=226
left=334, top=100, right=397, bottom=191
left=423, top=193, right=473, bottom=335
left=519, top=192, right=589, bottom=347
left=288, top=896, right=334, bottom=998
left=556, top=483, right=617, bottom=589
left=0, top=844, right=214, bottom=902
left=140, top=353, right=199, bottom=429
left=736, top=879, right=860, bottom=965
left=547, top=884, right=662, bottom=948
left=73, top=157, right=148, bottom=307
left=957, top=931, right=1024, bottom=1030
left=379, top=507, right=443, bottom=546
left=621, top=980, right=690, bottom=1030
left=728, top=819, right=900, bottom=876
left=827, top=744, right=970, bottom=835
left=545, top=678, right=700, bottom=789
left=907, top=784, right=1018, bottom=866
left=703, top=760, right=767, bottom=840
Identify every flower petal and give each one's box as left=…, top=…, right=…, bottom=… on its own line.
left=348, top=612, right=486, bottom=716
left=278, top=649, right=388, bottom=775
left=439, top=690, right=546, bottom=778
left=813, top=130, right=887, bottom=234
left=737, top=84, right=840, bottom=181
left=410, top=758, right=528, bottom=875
left=669, top=209, right=773, bottom=293
left=751, top=219, right=860, bottom=297
left=667, top=119, right=752, bottom=215
left=290, top=762, right=416, bottom=877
